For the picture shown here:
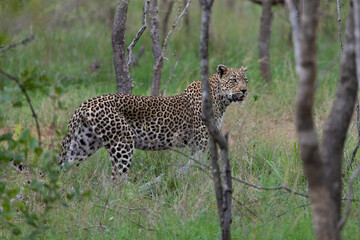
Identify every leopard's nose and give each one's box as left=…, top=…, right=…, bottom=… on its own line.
left=241, top=89, right=247, bottom=95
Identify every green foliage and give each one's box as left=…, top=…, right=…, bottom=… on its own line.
left=0, top=130, right=90, bottom=238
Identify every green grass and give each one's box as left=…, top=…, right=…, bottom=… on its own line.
left=1, top=0, right=360, bottom=239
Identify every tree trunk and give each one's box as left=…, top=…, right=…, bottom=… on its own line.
left=321, top=0, right=358, bottom=232
left=150, top=0, right=162, bottom=96
left=259, top=0, right=273, bottom=83
left=112, top=0, right=132, bottom=94
left=287, top=0, right=358, bottom=239
left=199, top=1, right=232, bottom=239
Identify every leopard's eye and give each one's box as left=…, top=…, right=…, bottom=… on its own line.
left=245, top=78, right=248, bottom=83
left=230, top=78, right=237, bottom=83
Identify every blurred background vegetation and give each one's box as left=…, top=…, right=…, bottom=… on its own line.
left=0, top=0, right=359, bottom=239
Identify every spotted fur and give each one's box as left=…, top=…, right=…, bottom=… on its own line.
left=59, top=65, right=248, bottom=180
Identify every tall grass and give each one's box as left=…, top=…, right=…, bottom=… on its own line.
left=1, top=0, right=359, bottom=239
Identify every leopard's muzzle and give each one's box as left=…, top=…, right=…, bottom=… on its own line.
left=232, top=90, right=247, bottom=103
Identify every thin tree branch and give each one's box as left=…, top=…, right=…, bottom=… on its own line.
left=231, top=176, right=309, bottom=198
left=271, top=203, right=310, bottom=220
left=0, top=68, right=42, bottom=145
left=128, top=218, right=156, bottom=232
left=0, top=28, right=34, bottom=54
left=127, top=0, right=150, bottom=66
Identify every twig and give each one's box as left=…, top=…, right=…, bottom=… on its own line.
left=336, top=0, right=344, bottom=51
left=169, top=148, right=210, bottom=169
left=0, top=28, right=34, bottom=54
left=231, top=196, right=258, bottom=219
left=231, top=176, right=309, bottom=198
left=0, top=68, right=42, bottom=145
left=338, top=165, right=360, bottom=231
left=128, top=218, right=156, bottom=231
left=65, top=224, right=108, bottom=233
left=271, top=203, right=310, bottom=220
left=153, top=0, right=191, bottom=80
left=127, top=0, right=150, bottom=66
left=160, top=52, right=178, bottom=96
left=82, top=224, right=108, bottom=231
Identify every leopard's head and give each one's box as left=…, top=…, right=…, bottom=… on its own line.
left=217, top=64, right=248, bottom=104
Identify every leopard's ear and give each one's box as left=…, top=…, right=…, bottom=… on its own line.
left=241, top=66, right=247, bottom=72
left=217, top=64, right=228, bottom=77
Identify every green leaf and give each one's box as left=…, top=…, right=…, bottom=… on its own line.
left=29, top=137, right=37, bottom=150
left=19, top=129, right=31, bottom=143
left=253, top=94, right=260, bottom=102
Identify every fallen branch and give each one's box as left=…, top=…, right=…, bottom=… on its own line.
left=127, top=0, right=150, bottom=66
left=0, top=68, right=42, bottom=145
left=0, top=29, right=34, bottom=54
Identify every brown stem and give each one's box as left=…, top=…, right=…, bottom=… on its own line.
left=0, top=68, right=42, bottom=145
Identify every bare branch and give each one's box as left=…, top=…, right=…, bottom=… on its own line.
left=160, top=52, right=178, bottom=96
left=231, top=176, right=309, bottom=198
left=337, top=0, right=344, bottom=51
left=153, top=0, right=191, bottom=95
left=272, top=203, right=310, bottom=220
left=127, top=0, right=150, bottom=66
left=0, top=68, right=42, bottom=145
left=0, top=28, right=34, bottom=54
left=128, top=218, right=156, bottom=232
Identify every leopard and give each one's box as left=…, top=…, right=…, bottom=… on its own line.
left=58, top=64, right=248, bottom=180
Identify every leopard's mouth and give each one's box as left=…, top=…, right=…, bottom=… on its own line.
left=231, top=94, right=246, bottom=103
